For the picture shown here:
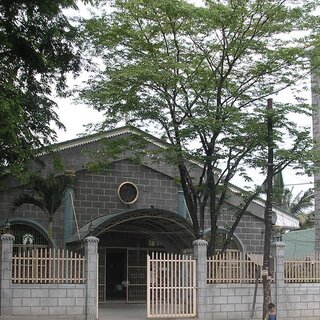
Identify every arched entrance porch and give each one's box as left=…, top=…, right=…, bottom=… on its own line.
left=68, top=209, right=195, bottom=303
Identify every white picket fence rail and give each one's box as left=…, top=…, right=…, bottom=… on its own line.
left=285, top=257, right=320, bottom=283
left=12, top=248, right=86, bottom=284
left=147, top=252, right=196, bottom=318
left=207, top=251, right=320, bottom=284
left=207, top=250, right=264, bottom=284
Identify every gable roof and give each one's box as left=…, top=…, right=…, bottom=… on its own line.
left=51, top=126, right=170, bottom=152
left=51, top=125, right=299, bottom=229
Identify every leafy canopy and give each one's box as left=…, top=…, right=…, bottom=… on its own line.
left=80, top=0, right=320, bottom=251
left=0, top=0, right=83, bottom=179
left=274, top=171, right=314, bottom=229
left=11, top=174, right=73, bottom=240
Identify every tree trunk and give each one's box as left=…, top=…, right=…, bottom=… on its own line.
left=262, top=98, right=274, bottom=319
left=178, top=164, right=200, bottom=238
left=48, top=217, right=53, bottom=246
left=207, top=218, right=218, bottom=256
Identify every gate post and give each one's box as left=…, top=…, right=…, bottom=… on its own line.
left=84, top=236, right=99, bottom=320
left=0, top=234, right=14, bottom=316
left=193, top=239, right=208, bottom=320
left=271, top=235, right=285, bottom=318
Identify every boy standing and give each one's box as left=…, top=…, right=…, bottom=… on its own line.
left=265, top=303, right=277, bottom=320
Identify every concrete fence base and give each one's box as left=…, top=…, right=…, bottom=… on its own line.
left=0, top=234, right=98, bottom=320
left=3, top=235, right=320, bottom=320
left=194, top=239, right=320, bottom=320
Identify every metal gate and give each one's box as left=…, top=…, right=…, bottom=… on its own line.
left=147, top=252, right=196, bottom=318
left=127, top=249, right=148, bottom=303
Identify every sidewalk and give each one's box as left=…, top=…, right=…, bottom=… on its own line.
left=0, top=303, right=147, bottom=320
left=99, top=303, right=147, bottom=320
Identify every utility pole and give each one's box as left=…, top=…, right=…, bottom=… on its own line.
left=262, top=98, right=274, bottom=319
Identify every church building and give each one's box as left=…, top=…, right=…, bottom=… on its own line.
left=0, top=126, right=298, bottom=303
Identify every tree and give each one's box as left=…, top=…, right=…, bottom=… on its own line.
left=262, top=98, right=274, bottom=317
left=11, top=174, right=72, bottom=242
left=274, top=171, right=314, bottom=229
left=0, top=0, right=83, bottom=179
left=298, top=209, right=314, bottom=229
left=81, top=0, right=319, bottom=245
left=80, top=2, right=320, bottom=316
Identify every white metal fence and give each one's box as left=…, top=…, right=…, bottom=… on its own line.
left=285, top=256, right=320, bottom=283
left=12, top=248, right=86, bottom=284
left=147, top=252, right=196, bottom=318
left=207, top=250, right=263, bottom=284
left=207, top=251, right=320, bottom=284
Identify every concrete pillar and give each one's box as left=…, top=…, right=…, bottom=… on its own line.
left=271, top=238, right=285, bottom=317
left=84, top=236, right=99, bottom=320
left=312, top=71, right=320, bottom=253
left=193, top=239, right=208, bottom=320
left=0, top=234, right=14, bottom=316
left=64, top=170, right=75, bottom=248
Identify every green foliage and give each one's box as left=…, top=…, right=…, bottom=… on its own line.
left=273, top=171, right=314, bottom=229
left=11, top=174, right=73, bottom=240
left=86, top=131, right=149, bottom=172
left=0, top=0, right=82, bottom=179
left=298, top=211, right=314, bottom=229
left=80, top=0, right=320, bottom=252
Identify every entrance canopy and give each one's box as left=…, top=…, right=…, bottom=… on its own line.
left=68, top=209, right=195, bottom=252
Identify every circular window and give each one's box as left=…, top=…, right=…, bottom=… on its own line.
left=117, top=182, right=139, bottom=204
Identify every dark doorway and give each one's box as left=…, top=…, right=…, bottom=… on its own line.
left=106, top=249, right=127, bottom=300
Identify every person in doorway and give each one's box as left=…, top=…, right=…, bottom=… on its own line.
left=265, top=303, right=276, bottom=320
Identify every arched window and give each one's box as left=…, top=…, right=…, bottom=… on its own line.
left=9, top=222, right=50, bottom=252
left=204, top=229, right=243, bottom=252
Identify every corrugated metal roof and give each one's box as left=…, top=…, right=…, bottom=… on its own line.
left=68, top=209, right=195, bottom=252
left=282, top=229, right=315, bottom=259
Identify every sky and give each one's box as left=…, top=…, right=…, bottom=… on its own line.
left=52, top=0, right=315, bottom=199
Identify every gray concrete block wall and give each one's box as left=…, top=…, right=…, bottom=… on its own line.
left=73, top=159, right=179, bottom=224
left=0, top=159, right=181, bottom=249
left=217, top=209, right=265, bottom=253
left=0, top=135, right=282, bottom=253
left=204, top=282, right=320, bottom=320
left=0, top=174, right=267, bottom=254
left=204, top=203, right=265, bottom=253
left=194, top=239, right=264, bottom=320
left=0, top=235, right=98, bottom=320
left=11, top=284, right=86, bottom=319
left=0, top=185, right=64, bottom=248
left=279, top=283, right=320, bottom=319
left=69, top=159, right=181, bottom=248
left=196, top=241, right=320, bottom=320
left=0, top=186, right=53, bottom=225
left=204, top=283, right=265, bottom=320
